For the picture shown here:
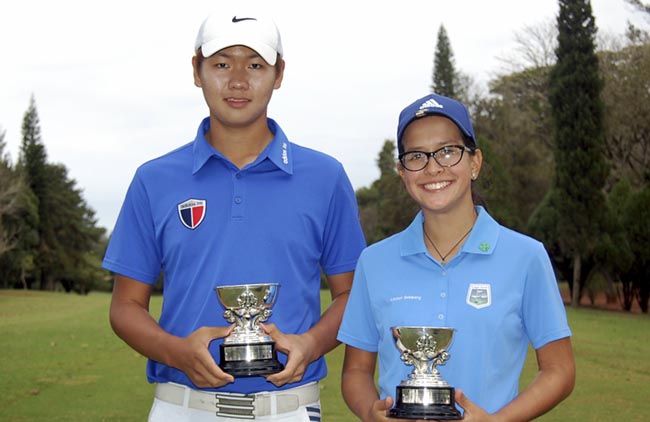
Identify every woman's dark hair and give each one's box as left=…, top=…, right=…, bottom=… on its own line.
left=462, top=134, right=489, bottom=211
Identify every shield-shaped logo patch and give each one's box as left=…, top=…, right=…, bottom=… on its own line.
left=178, top=198, right=206, bottom=230
left=466, top=283, right=491, bottom=309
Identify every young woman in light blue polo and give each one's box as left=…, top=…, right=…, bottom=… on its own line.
left=338, top=93, right=575, bottom=422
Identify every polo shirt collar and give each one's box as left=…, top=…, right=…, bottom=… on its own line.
left=192, top=117, right=294, bottom=175
left=463, top=206, right=500, bottom=257
left=400, top=206, right=500, bottom=258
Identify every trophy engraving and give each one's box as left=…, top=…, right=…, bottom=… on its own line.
left=215, top=283, right=284, bottom=377
left=389, top=326, right=462, bottom=420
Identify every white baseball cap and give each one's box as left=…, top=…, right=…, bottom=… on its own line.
left=194, top=12, right=283, bottom=65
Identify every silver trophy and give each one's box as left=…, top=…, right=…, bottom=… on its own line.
left=389, top=326, right=461, bottom=420
left=215, top=283, right=284, bottom=377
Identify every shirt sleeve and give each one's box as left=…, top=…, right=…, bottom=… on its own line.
left=522, top=242, right=572, bottom=349
left=102, top=170, right=162, bottom=284
left=337, top=255, right=380, bottom=352
left=320, top=165, right=366, bottom=276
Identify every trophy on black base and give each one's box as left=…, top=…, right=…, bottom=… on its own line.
left=215, top=283, right=284, bottom=377
left=389, top=326, right=462, bottom=420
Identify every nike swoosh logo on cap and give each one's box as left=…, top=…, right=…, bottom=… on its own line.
left=232, top=16, right=257, bottom=23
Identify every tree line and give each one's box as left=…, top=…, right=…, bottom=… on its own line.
left=1, top=0, right=648, bottom=312
left=0, top=97, right=109, bottom=294
left=358, top=0, right=650, bottom=312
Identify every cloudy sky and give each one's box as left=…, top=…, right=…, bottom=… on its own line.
left=0, top=0, right=646, bottom=231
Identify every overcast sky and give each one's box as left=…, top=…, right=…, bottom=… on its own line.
left=0, top=0, right=646, bottom=231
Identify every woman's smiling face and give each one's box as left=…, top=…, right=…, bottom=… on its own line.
left=398, top=115, right=481, bottom=215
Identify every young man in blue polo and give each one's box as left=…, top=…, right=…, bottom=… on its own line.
left=103, top=10, right=366, bottom=421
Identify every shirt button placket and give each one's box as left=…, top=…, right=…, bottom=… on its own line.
left=232, top=172, right=245, bottom=221
left=438, top=267, right=449, bottom=323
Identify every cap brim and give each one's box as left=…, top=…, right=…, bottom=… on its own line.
left=200, top=38, right=278, bottom=65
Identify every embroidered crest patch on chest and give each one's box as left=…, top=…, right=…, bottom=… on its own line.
left=466, top=283, right=492, bottom=309
left=178, top=198, right=206, bottom=230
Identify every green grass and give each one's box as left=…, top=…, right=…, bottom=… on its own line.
left=520, top=307, right=650, bottom=421
left=0, top=290, right=154, bottom=421
left=0, top=290, right=648, bottom=421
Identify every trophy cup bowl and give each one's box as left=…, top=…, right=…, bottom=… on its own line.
left=215, top=283, right=284, bottom=377
left=389, top=326, right=462, bottom=420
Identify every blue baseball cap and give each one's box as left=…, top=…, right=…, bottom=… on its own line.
left=397, top=93, right=476, bottom=154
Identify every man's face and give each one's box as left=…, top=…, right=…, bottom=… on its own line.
left=193, top=45, right=284, bottom=130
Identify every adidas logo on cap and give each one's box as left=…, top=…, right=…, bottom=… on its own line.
left=419, top=98, right=444, bottom=110
left=416, top=98, right=444, bottom=117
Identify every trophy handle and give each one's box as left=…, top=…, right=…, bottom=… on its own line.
left=224, top=309, right=255, bottom=333
left=223, top=309, right=237, bottom=324
left=434, top=351, right=450, bottom=366
left=252, top=308, right=272, bottom=327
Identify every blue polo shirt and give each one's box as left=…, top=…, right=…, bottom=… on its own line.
left=337, top=207, right=571, bottom=414
left=103, top=117, right=366, bottom=393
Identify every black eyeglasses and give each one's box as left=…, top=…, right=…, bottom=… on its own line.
left=399, top=145, right=472, bottom=172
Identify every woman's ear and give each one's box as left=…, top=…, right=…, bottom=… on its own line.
left=470, top=148, right=483, bottom=180
left=396, top=160, right=410, bottom=187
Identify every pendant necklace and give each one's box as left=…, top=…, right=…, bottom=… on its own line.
left=423, top=223, right=473, bottom=265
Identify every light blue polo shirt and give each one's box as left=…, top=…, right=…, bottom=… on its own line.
left=103, top=117, right=366, bottom=394
left=337, top=207, right=571, bottom=414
